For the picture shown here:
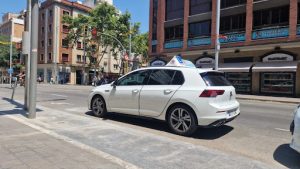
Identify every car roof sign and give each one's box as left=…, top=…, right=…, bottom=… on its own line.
left=166, top=55, right=196, bottom=68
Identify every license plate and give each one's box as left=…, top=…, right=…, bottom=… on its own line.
left=227, top=109, right=237, bottom=117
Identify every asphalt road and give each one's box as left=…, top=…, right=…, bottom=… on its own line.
left=5, top=84, right=300, bottom=168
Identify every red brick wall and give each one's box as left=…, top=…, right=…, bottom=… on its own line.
left=183, top=0, right=190, bottom=50
left=289, top=0, right=298, bottom=40
left=148, top=0, right=153, bottom=56
left=245, top=0, right=253, bottom=44
left=157, top=0, right=165, bottom=54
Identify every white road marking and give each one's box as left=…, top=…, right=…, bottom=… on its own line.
left=275, top=128, right=290, bottom=132
left=50, top=102, right=72, bottom=105
left=51, top=94, right=68, bottom=98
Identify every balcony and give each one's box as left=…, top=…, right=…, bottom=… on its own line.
left=219, top=32, right=245, bottom=43
left=252, top=26, right=289, bottom=40
left=188, top=37, right=211, bottom=47
left=164, top=40, right=183, bottom=49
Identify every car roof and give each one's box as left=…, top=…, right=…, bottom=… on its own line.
left=138, top=66, right=216, bottom=73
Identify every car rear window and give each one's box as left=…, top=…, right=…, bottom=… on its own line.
left=200, top=72, right=232, bottom=86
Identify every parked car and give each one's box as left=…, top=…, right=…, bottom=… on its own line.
left=290, top=105, right=300, bottom=153
left=88, top=67, right=240, bottom=136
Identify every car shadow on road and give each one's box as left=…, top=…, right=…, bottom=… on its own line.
left=85, top=111, right=233, bottom=140
left=0, top=97, right=43, bottom=117
left=273, top=144, right=300, bottom=169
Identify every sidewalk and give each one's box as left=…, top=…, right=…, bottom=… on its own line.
left=0, top=91, right=275, bottom=169
left=237, top=94, right=300, bottom=104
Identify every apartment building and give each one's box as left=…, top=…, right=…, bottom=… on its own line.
left=38, top=0, right=121, bottom=85
left=149, top=0, right=300, bottom=97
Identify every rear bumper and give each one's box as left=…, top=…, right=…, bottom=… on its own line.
left=205, top=113, right=240, bottom=128
left=197, top=107, right=240, bottom=126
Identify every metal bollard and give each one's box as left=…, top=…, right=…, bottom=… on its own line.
left=11, top=78, right=17, bottom=100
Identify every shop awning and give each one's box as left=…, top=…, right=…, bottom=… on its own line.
left=218, top=62, right=254, bottom=72
left=252, top=61, right=298, bottom=72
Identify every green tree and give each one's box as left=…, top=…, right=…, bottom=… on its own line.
left=0, top=35, right=18, bottom=68
left=63, top=2, right=149, bottom=74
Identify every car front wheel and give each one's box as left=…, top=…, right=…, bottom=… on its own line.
left=167, top=105, right=197, bottom=136
left=92, top=96, right=107, bottom=118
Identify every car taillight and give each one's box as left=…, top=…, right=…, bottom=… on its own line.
left=200, top=90, right=225, bottom=97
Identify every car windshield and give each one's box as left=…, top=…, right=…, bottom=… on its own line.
left=200, top=72, right=232, bottom=86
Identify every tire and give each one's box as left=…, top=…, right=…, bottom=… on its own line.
left=167, top=104, right=198, bottom=136
left=91, top=95, right=107, bottom=118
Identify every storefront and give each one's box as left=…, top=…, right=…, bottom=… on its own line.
left=219, top=62, right=254, bottom=94
left=150, top=58, right=167, bottom=67
left=252, top=53, right=298, bottom=96
left=194, top=57, right=215, bottom=69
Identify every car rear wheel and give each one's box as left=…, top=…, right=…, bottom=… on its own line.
left=167, top=105, right=197, bottom=136
left=92, top=96, right=107, bottom=118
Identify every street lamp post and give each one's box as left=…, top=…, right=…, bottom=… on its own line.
left=9, top=19, right=14, bottom=85
left=215, top=0, right=221, bottom=71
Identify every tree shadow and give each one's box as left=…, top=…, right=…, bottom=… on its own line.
left=273, top=144, right=300, bottom=169
left=85, top=111, right=233, bottom=140
left=0, top=97, right=43, bottom=118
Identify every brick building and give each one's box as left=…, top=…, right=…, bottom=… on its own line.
left=38, top=0, right=121, bottom=85
left=149, top=0, right=300, bottom=97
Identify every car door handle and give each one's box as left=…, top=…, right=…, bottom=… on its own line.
left=132, top=89, right=139, bottom=93
left=164, top=89, right=173, bottom=94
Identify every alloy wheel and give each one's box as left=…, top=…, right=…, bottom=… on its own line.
left=170, top=108, right=192, bottom=133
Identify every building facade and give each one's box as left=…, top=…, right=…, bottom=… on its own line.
left=149, top=0, right=300, bottom=97
left=38, top=0, right=121, bottom=85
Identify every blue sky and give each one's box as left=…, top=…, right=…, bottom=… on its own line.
left=0, top=0, right=149, bottom=33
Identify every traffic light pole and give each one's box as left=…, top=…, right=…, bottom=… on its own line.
left=28, top=0, right=38, bottom=119
left=24, top=0, right=31, bottom=110
left=215, top=0, right=221, bottom=71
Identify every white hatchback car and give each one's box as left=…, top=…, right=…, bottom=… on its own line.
left=290, top=105, right=300, bottom=153
left=88, top=67, right=240, bottom=136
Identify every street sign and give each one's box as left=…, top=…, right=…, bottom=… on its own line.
left=7, top=68, right=13, bottom=74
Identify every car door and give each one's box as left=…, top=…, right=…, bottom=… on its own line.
left=108, top=70, right=150, bottom=115
left=139, top=69, right=184, bottom=117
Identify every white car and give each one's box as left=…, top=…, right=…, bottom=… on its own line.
left=88, top=67, right=240, bottom=136
left=290, top=105, right=300, bottom=153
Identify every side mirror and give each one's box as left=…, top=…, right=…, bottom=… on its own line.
left=111, top=80, right=117, bottom=88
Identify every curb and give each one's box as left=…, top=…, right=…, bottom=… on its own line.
left=237, top=97, right=300, bottom=104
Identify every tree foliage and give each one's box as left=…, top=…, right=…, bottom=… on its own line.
left=63, top=2, right=148, bottom=70
left=0, top=35, right=18, bottom=67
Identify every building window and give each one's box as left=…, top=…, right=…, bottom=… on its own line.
left=41, top=40, right=45, bottom=47
left=62, top=39, right=69, bottom=48
left=48, top=24, right=52, bottom=33
left=189, top=20, right=211, bottom=38
left=221, top=0, right=246, bottom=9
left=41, top=27, right=45, bottom=34
left=220, top=13, right=246, bottom=33
left=82, top=56, right=86, bottom=63
left=77, top=41, right=82, bottom=49
left=253, top=6, right=289, bottom=29
left=152, top=45, right=157, bottom=53
left=42, top=13, right=45, bottom=20
left=63, top=10, right=70, bottom=16
left=77, top=55, right=82, bottom=62
left=190, top=0, right=211, bottom=16
left=62, top=25, right=69, bottom=33
left=40, top=54, right=44, bottom=61
left=48, top=39, right=52, bottom=46
left=165, top=0, right=184, bottom=21
left=48, top=53, right=52, bottom=61
left=165, top=25, right=183, bottom=41
left=49, top=10, right=53, bottom=17
left=113, top=64, right=119, bottom=69
left=62, top=54, right=69, bottom=62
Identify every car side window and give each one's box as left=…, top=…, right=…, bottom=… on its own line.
left=171, top=71, right=185, bottom=85
left=117, top=70, right=150, bottom=86
left=147, top=69, right=176, bottom=85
